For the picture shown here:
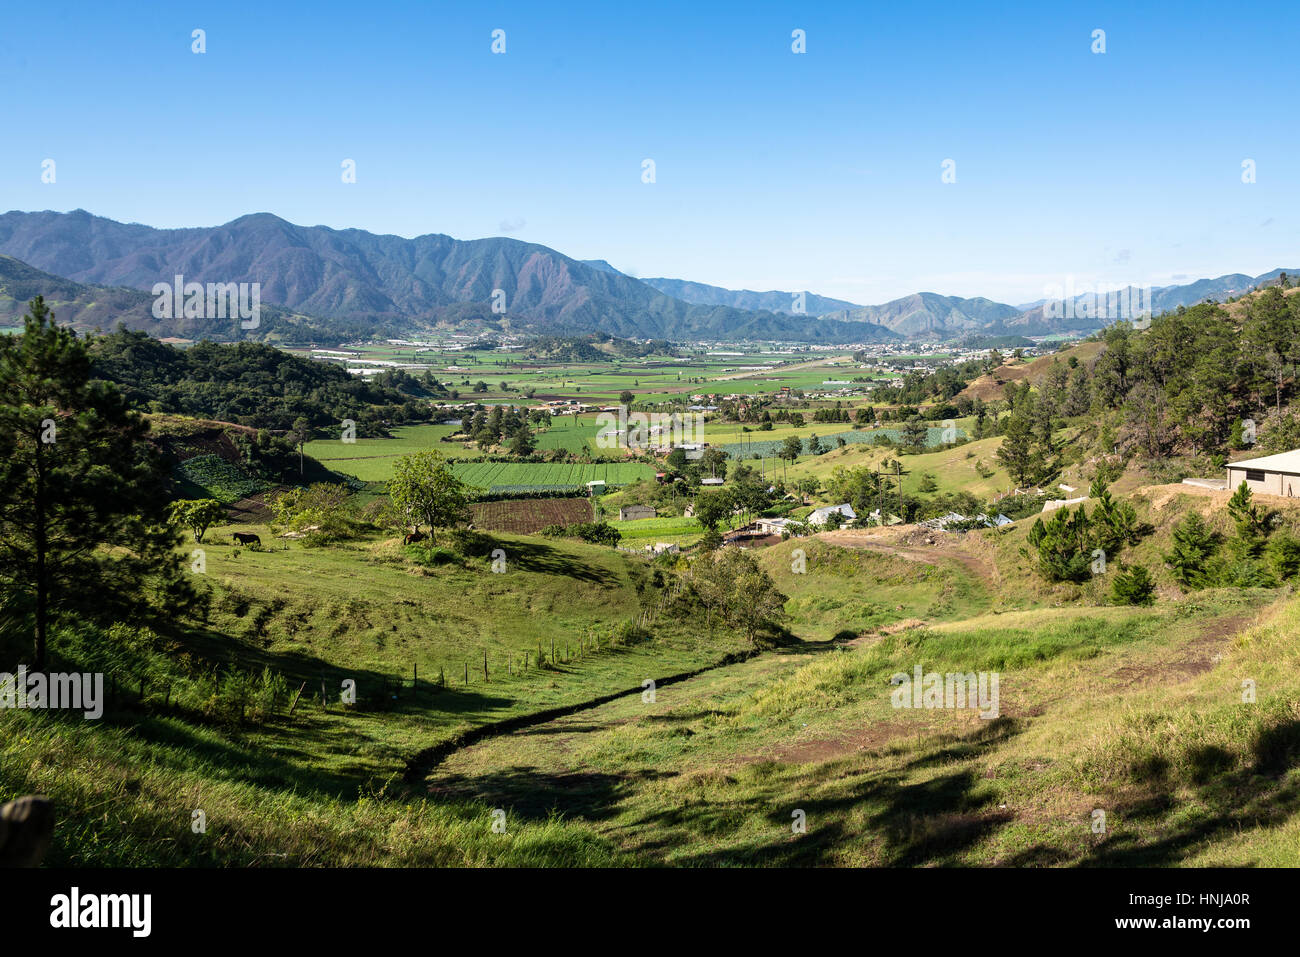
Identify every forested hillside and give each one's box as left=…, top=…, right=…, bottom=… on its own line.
left=979, top=284, right=1300, bottom=490
left=89, top=328, right=443, bottom=431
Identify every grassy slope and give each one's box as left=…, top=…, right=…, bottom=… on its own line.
left=783, top=434, right=1013, bottom=499
left=6, top=459, right=1298, bottom=867
left=1, top=526, right=748, bottom=866
left=959, top=340, right=1105, bottom=403
left=423, top=536, right=1295, bottom=866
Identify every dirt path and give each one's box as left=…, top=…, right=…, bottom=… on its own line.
left=402, top=649, right=759, bottom=784
left=1141, top=481, right=1300, bottom=513
left=816, top=527, right=1001, bottom=588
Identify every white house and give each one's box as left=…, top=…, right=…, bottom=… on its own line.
left=1042, top=496, right=1087, bottom=513
left=808, top=504, right=856, bottom=527
left=754, top=516, right=794, bottom=536
left=1225, top=450, right=1300, bottom=497
left=619, top=505, right=657, bottom=521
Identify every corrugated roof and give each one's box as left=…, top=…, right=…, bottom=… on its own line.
left=1227, top=449, right=1300, bottom=472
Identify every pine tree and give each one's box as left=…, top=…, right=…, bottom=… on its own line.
left=1028, top=505, right=1094, bottom=582
left=0, top=297, right=198, bottom=668
left=1226, top=480, right=1269, bottom=558
left=1163, top=512, right=1220, bottom=589
left=1111, top=564, right=1155, bottom=605
left=996, top=410, right=1038, bottom=487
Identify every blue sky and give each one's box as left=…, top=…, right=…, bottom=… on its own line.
left=2, top=0, right=1296, bottom=305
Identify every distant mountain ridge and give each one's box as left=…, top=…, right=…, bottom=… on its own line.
left=0, top=209, right=1293, bottom=343
left=639, top=271, right=1298, bottom=337
left=815, top=292, right=1024, bottom=337
left=0, top=210, right=898, bottom=344
left=0, top=254, right=157, bottom=330
left=638, top=276, right=863, bottom=316
left=0, top=253, right=366, bottom=342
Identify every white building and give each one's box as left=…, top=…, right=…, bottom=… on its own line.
left=808, top=504, right=856, bottom=527
left=1225, top=450, right=1300, bottom=497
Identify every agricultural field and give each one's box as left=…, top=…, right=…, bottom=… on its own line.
left=534, top=415, right=606, bottom=454
left=607, top=515, right=703, bottom=539
left=718, top=426, right=964, bottom=460
left=450, top=461, right=654, bottom=494
left=173, top=453, right=272, bottom=503
left=304, top=423, right=483, bottom=480
left=471, top=497, right=593, bottom=533
left=299, top=343, right=858, bottom=404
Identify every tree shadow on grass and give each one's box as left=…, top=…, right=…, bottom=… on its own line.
left=428, top=765, right=674, bottom=823
left=495, top=539, right=622, bottom=584
left=587, top=717, right=1026, bottom=866
left=1000, top=720, right=1300, bottom=867
left=439, top=531, right=622, bottom=585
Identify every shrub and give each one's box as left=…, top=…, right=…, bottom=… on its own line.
left=1111, top=564, right=1155, bottom=605
left=406, top=543, right=460, bottom=567
left=1163, top=512, right=1220, bottom=589
left=1222, top=559, right=1277, bottom=589
left=1267, top=533, right=1300, bottom=580
left=538, top=521, right=620, bottom=546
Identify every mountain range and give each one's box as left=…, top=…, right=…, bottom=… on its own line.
left=0, top=210, right=896, bottom=344
left=0, top=209, right=1292, bottom=344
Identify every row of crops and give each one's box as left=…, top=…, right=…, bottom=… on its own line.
left=719, top=427, right=965, bottom=459
left=174, top=454, right=272, bottom=504
left=449, top=461, right=655, bottom=494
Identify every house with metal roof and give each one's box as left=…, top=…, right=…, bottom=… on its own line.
left=808, top=503, right=856, bottom=527
left=1225, top=449, right=1300, bottom=497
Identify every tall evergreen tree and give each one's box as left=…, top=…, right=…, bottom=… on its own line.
left=1163, top=511, right=1220, bottom=589
left=0, top=297, right=197, bottom=668
left=996, top=409, right=1039, bottom=487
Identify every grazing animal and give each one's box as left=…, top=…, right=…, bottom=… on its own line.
left=403, top=530, right=427, bottom=545
left=232, top=532, right=261, bottom=547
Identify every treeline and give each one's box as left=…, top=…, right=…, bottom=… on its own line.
left=871, top=358, right=991, bottom=405
left=1055, top=286, right=1300, bottom=459
left=516, top=335, right=677, bottom=362
left=983, top=285, right=1300, bottom=483
left=89, top=329, right=444, bottom=432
